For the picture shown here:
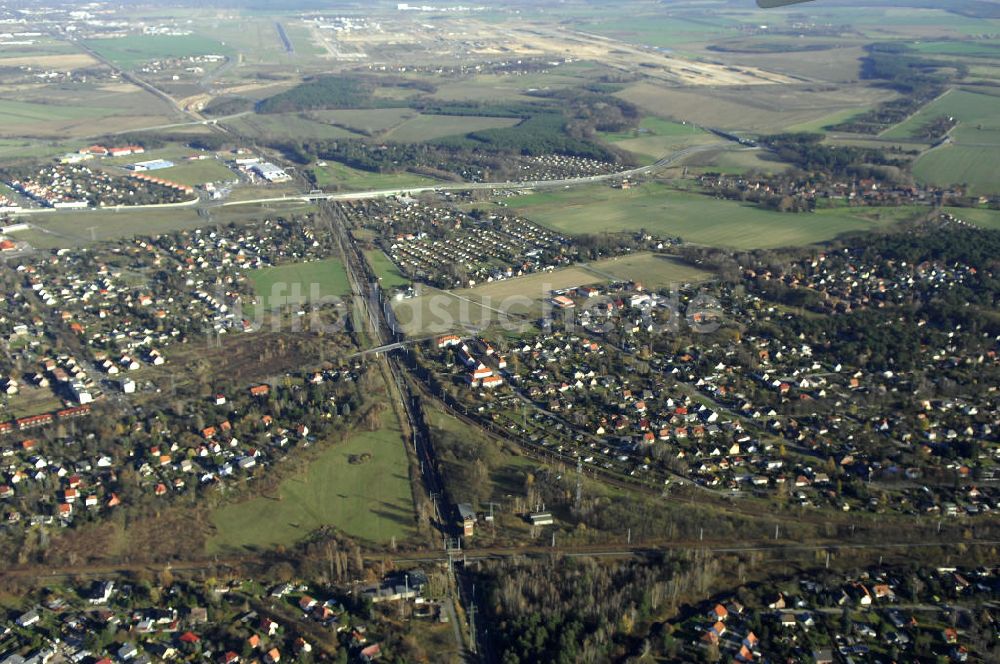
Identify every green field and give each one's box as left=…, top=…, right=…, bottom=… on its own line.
left=600, top=117, right=712, bottom=162
left=415, top=64, right=609, bottom=104
left=680, top=146, right=791, bottom=175
left=283, top=24, right=327, bottom=58
left=456, top=65, right=603, bottom=92
left=392, top=288, right=492, bottom=336
left=462, top=266, right=598, bottom=299
left=942, top=206, right=1000, bottom=230
left=385, top=114, right=522, bottom=143
left=616, top=82, right=893, bottom=134
left=149, top=159, right=236, bottom=187
left=198, top=18, right=326, bottom=64
left=915, top=144, right=1000, bottom=194
left=199, top=19, right=286, bottom=62
left=309, top=108, right=417, bottom=134
left=311, top=160, right=437, bottom=191
left=365, top=249, right=410, bottom=290
left=106, top=147, right=237, bottom=187
left=882, top=89, right=1000, bottom=139
left=834, top=6, right=989, bottom=37
left=429, top=79, right=538, bottom=103
left=224, top=112, right=362, bottom=141
left=392, top=267, right=601, bottom=336
left=882, top=89, right=1000, bottom=194
left=18, top=205, right=283, bottom=249
left=0, top=138, right=71, bottom=160
left=0, top=85, right=178, bottom=138
left=912, top=41, right=1000, bottom=57
left=787, top=107, right=869, bottom=133
left=506, top=183, right=923, bottom=249
left=952, top=122, right=1000, bottom=146
left=0, top=39, right=81, bottom=58
left=84, top=34, right=235, bottom=69
left=19, top=209, right=194, bottom=248
left=702, top=41, right=869, bottom=83
left=249, top=257, right=351, bottom=310
left=580, top=14, right=738, bottom=48
left=587, top=252, right=710, bottom=287
left=425, top=402, right=537, bottom=517
left=207, top=419, right=416, bottom=551
left=0, top=389, right=64, bottom=421
left=0, top=99, right=112, bottom=127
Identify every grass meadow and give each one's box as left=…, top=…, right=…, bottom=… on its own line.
left=882, top=89, right=1000, bottom=139
left=149, top=159, right=237, bottom=187
left=223, top=112, right=362, bottom=141
left=311, top=161, right=437, bottom=191
left=0, top=99, right=113, bottom=128
left=679, top=146, right=792, bottom=175
left=207, top=418, right=416, bottom=551
left=505, top=183, right=924, bottom=249
left=365, top=249, right=411, bottom=290
left=914, top=145, right=1000, bottom=195
left=18, top=203, right=320, bottom=250
left=84, top=34, right=235, bottom=69
left=616, top=82, right=893, bottom=134
left=586, top=252, right=711, bottom=287
left=943, top=206, right=1000, bottom=230
left=392, top=266, right=602, bottom=337
left=249, top=258, right=351, bottom=310
left=880, top=89, right=1000, bottom=194
left=385, top=114, right=521, bottom=143
left=308, top=108, right=418, bottom=134
left=103, top=147, right=237, bottom=186
left=600, top=117, right=713, bottom=162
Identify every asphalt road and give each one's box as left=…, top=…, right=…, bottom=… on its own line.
left=219, top=142, right=732, bottom=208
left=9, top=142, right=735, bottom=219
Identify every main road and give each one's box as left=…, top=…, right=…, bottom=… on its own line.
left=9, top=141, right=738, bottom=220
left=219, top=142, right=733, bottom=208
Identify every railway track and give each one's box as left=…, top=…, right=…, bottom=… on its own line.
left=4, top=536, right=996, bottom=583
left=321, top=202, right=457, bottom=536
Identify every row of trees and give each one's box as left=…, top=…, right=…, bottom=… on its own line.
left=760, top=132, right=908, bottom=180
left=828, top=42, right=962, bottom=135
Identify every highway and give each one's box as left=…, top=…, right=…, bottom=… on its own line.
left=219, top=142, right=731, bottom=208
left=7, top=142, right=731, bottom=222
